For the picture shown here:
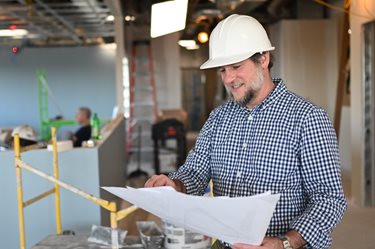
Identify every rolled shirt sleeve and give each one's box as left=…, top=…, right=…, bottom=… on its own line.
left=291, top=108, right=347, bottom=248
left=169, top=108, right=217, bottom=196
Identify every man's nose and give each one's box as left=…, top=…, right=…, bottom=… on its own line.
left=222, top=69, right=236, bottom=83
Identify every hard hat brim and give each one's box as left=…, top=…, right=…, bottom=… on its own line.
left=200, top=47, right=275, bottom=70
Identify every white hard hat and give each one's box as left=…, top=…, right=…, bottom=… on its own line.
left=11, top=125, right=38, bottom=141
left=200, top=14, right=275, bottom=69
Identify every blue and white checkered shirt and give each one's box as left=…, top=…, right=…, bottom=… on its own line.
left=169, top=79, right=347, bottom=249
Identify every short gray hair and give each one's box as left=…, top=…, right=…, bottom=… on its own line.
left=79, top=107, right=91, bottom=119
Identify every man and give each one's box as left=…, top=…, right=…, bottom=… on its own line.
left=145, top=14, right=346, bottom=249
left=72, top=107, right=91, bottom=147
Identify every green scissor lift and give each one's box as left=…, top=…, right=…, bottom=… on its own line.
left=37, top=69, right=77, bottom=141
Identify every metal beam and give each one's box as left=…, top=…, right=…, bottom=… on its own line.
left=32, top=0, right=84, bottom=44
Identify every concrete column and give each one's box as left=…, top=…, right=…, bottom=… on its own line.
left=107, top=0, right=126, bottom=115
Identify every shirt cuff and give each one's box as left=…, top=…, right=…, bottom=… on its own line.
left=168, top=171, right=200, bottom=195
left=291, top=215, right=332, bottom=249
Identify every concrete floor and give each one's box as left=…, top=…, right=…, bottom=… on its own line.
left=331, top=172, right=375, bottom=248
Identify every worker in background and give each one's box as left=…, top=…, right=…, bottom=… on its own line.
left=72, top=107, right=91, bottom=147
left=145, top=14, right=346, bottom=249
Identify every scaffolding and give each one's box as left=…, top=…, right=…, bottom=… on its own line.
left=14, top=127, right=138, bottom=249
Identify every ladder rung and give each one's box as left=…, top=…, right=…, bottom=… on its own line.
left=134, top=86, right=153, bottom=91
left=131, top=130, right=151, bottom=136
left=135, top=117, right=154, bottom=122
left=135, top=73, right=151, bottom=77
left=130, top=147, right=154, bottom=153
left=130, top=120, right=153, bottom=127
left=135, top=60, right=149, bottom=65
left=131, top=138, right=152, bottom=143
left=132, top=101, right=154, bottom=106
left=131, top=133, right=152, bottom=140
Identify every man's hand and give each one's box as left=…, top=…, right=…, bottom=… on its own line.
left=232, top=230, right=306, bottom=249
left=232, top=237, right=283, bottom=249
left=144, top=174, right=186, bottom=193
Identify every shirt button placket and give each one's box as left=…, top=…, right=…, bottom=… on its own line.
left=245, top=113, right=253, bottom=151
left=242, top=143, right=248, bottom=149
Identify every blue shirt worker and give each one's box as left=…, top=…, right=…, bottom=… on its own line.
left=145, top=14, right=346, bottom=249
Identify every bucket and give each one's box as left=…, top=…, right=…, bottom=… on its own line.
left=163, top=221, right=210, bottom=249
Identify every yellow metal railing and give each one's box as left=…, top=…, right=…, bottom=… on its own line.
left=14, top=127, right=138, bottom=249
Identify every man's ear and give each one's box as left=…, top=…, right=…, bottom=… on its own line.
left=259, top=52, right=270, bottom=69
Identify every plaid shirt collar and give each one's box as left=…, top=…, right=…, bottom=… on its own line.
left=233, top=78, right=286, bottom=113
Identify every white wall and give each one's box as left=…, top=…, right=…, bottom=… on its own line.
left=0, top=45, right=117, bottom=134
left=152, top=32, right=182, bottom=109
left=270, top=19, right=337, bottom=118
left=269, top=19, right=351, bottom=172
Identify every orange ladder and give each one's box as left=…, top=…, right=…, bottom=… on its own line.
left=127, top=40, right=158, bottom=167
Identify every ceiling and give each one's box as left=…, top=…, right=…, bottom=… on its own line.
left=0, top=0, right=116, bottom=47
left=0, top=0, right=323, bottom=47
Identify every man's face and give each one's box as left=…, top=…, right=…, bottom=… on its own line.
left=219, top=58, right=264, bottom=107
left=75, top=110, right=86, bottom=124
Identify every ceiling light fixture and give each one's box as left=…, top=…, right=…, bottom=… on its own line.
left=178, top=40, right=200, bottom=50
left=0, top=29, right=28, bottom=38
left=186, top=44, right=200, bottom=50
left=178, top=40, right=197, bottom=47
left=106, top=15, right=115, bottom=22
left=151, top=0, right=188, bottom=38
left=124, top=15, right=136, bottom=22
left=197, top=31, right=209, bottom=43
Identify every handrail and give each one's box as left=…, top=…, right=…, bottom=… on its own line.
left=14, top=127, right=138, bottom=249
left=16, top=159, right=115, bottom=211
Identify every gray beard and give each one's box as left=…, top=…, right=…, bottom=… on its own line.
left=229, top=90, right=255, bottom=107
left=228, top=65, right=264, bottom=107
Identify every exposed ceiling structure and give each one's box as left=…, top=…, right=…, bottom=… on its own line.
left=178, top=0, right=297, bottom=41
left=0, top=0, right=324, bottom=47
left=0, top=0, right=116, bottom=47
left=122, top=0, right=297, bottom=26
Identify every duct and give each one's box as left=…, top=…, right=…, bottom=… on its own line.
left=192, top=8, right=223, bottom=23
left=206, top=0, right=295, bottom=24
left=266, top=0, right=294, bottom=20
left=209, top=0, right=267, bottom=15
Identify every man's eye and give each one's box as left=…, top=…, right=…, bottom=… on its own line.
left=219, top=68, right=225, bottom=73
left=233, top=64, right=240, bottom=69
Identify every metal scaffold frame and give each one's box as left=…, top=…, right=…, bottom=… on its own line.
left=14, top=127, right=138, bottom=249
